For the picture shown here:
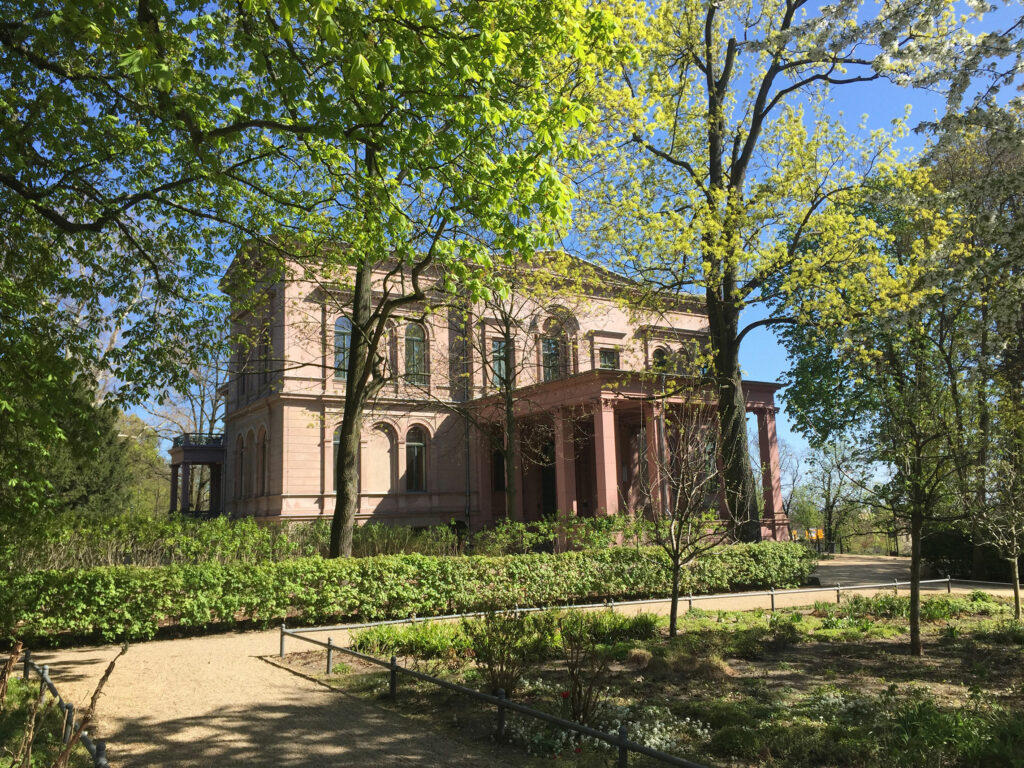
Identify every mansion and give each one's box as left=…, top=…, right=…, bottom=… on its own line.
left=170, top=255, right=790, bottom=540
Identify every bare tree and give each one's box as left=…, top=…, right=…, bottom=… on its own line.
left=144, top=329, right=228, bottom=511
left=430, top=255, right=599, bottom=522
left=639, top=385, right=730, bottom=637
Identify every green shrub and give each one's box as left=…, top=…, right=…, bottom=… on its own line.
left=462, top=609, right=556, bottom=696
left=3, top=514, right=660, bottom=572
left=1, top=542, right=813, bottom=645
left=350, top=620, right=472, bottom=659
left=820, top=594, right=1008, bottom=623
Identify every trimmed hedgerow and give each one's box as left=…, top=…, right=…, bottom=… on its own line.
left=0, top=542, right=814, bottom=645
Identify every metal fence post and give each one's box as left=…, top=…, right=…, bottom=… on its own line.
left=836, top=584, right=841, bottom=604
left=22, top=649, right=30, bottom=680
left=389, top=655, right=398, bottom=699
left=893, top=579, right=898, bottom=595
left=688, top=594, right=693, bottom=611
left=326, top=637, right=334, bottom=675
left=63, top=703, right=75, bottom=745
left=947, top=576, right=952, bottom=594
left=39, top=665, right=49, bottom=701
left=617, top=724, right=629, bottom=768
left=280, top=623, right=286, bottom=658
left=496, top=688, right=506, bottom=741
left=770, top=587, right=775, bottom=613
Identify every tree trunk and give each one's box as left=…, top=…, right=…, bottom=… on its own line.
left=909, top=507, right=923, bottom=656
left=1011, top=557, right=1021, bottom=622
left=330, top=403, right=363, bottom=558
left=707, top=297, right=760, bottom=541
left=669, top=558, right=681, bottom=638
left=329, top=254, right=377, bottom=557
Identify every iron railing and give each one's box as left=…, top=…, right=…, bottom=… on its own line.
left=19, top=650, right=111, bottom=767
left=280, top=576, right=961, bottom=638
left=171, top=433, right=224, bottom=447
left=280, top=628, right=705, bottom=768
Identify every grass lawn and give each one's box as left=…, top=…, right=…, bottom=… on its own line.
left=0, top=677, right=92, bottom=768
left=280, top=592, right=1024, bottom=768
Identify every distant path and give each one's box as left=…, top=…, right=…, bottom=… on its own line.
left=32, top=553, right=1012, bottom=767
left=813, top=553, right=911, bottom=586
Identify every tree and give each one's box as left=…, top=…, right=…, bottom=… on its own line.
left=433, top=253, right=602, bottom=522
left=576, top=0, right=986, bottom=539
left=803, top=442, right=871, bottom=555
left=1, top=1, right=265, bottom=516
left=977, top=411, right=1024, bottom=620
left=782, top=170, right=980, bottom=656
left=271, top=5, right=629, bottom=558
left=640, top=380, right=729, bottom=637
left=116, top=413, right=172, bottom=516
left=3, top=1, right=627, bottom=551
left=144, top=326, right=228, bottom=512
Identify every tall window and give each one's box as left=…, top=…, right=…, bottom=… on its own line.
left=541, top=337, right=562, bottom=382
left=599, top=348, right=619, bottom=370
left=405, top=324, right=427, bottom=386
left=652, top=347, right=669, bottom=372
left=334, top=317, right=352, bottom=380
left=259, top=329, right=271, bottom=386
left=406, top=426, right=427, bottom=492
left=256, top=427, right=268, bottom=496
left=491, top=338, right=510, bottom=388
left=234, top=436, right=244, bottom=499
left=243, top=431, right=254, bottom=498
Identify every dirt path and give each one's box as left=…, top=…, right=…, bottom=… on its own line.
left=31, top=554, right=1013, bottom=767
left=33, top=631, right=520, bottom=767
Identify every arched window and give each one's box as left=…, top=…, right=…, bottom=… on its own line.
left=406, top=426, right=427, bottom=492
left=541, top=336, right=563, bottom=382
left=244, top=430, right=255, bottom=498
left=539, top=310, right=577, bottom=382
left=652, top=347, right=670, bottom=373
left=256, top=427, right=268, bottom=497
left=404, top=323, right=428, bottom=386
left=234, top=436, right=244, bottom=500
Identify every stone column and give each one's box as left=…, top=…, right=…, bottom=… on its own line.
left=593, top=400, right=619, bottom=516
left=170, top=464, right=179, bottom=513
left=180, top=463, right=191, bottom=514
left=642, top=401, right=662, bottom=515
left=553, top=410, right=577, bottom=518
left=757, top=408, right=784, bottom=535
left=210, top=464, right=222, bottom=514
left=476, top=427, right=494, bottom=526
left=513, top=439, right=526, bottom=521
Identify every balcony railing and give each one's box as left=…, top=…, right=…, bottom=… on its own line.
left=172, top=433, right=225, bottom=448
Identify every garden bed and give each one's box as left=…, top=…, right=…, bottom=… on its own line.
left=280, top=592, right=1024, bottom=767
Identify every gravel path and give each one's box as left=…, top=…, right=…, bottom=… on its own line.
left=33, top=631, right=521, bottom=767
left=31, top=554, right=1013, bottom=767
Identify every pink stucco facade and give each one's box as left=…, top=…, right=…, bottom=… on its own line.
left=189, top=258, right=788, bottom=538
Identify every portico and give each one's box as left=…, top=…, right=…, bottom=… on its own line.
left=472, top=370, right=789, bottom=539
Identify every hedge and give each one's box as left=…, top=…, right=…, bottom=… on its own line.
left=0, top=542, right=815, bottom=645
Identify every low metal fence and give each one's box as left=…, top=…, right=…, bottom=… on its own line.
left=277, top=576, right=1010, bottom=768
left=19, top=650, right=111, bottom=768
left=280, top=628, right=706, bottom=767
left=280, top=576, right=966, bottom=641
